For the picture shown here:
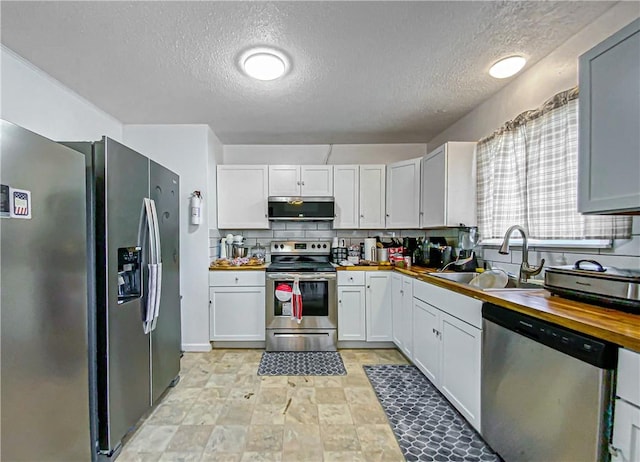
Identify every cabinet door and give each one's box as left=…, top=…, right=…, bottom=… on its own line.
left=334, top=165, right=359, bottom=229
left=612, top=399, right=640, bottom=462
left=217, top=166, right=269, bottom=229
left=401, top=276, right=414, bottom=359
left=386, top=158, right=421, bottom=228
left=269, top=165, right=300, bottom=196
left=391, top=273, right=403, bottom=349
left=440, top=312, right=481, bottom=431
left=365, top=272, right=392, bottom=342
left=421, top=146, right=446, bottom=227
left=210, top=286, right=266, bottom=341
left=579, top=19, right=640, bottom=214
left=412, top=298, right=440, bottom=384
left=301, top=165, right=333, bottom=196
left=360, top=165, right=386, bottom=229
left=338, top=286, right=366, bottom=341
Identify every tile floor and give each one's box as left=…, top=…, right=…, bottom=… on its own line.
left=118, top=349, right=410, bottom=462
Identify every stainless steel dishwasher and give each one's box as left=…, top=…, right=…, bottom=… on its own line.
left=482, top=303, right=617, bottom=462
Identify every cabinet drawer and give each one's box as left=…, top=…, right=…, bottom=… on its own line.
left=414, top=279, right=482, bottom=329
left=338, top=272, right=365, bottom=286
left=209, top=271, right=265, bottom=287
left=618, top=348, right=640, bottom=406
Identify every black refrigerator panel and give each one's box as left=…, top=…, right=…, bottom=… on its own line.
left=97, top=138, right=151, bottom=453
left=149, top=160, right=181, bottom=404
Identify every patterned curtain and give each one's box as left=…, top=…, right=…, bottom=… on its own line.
left=477, top=88, right=632, bottom=240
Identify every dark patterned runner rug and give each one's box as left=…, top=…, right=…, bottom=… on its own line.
left=257, top=351, right=347, bottom=376
left=364, top=365, right=499, bottom=462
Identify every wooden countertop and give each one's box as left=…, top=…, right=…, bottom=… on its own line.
left=339, top=264, right=640, bottom=351
left=209, top=264, right=268, bottom=271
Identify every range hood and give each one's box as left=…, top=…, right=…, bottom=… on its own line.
left=268, top=196, right=335, bottom=221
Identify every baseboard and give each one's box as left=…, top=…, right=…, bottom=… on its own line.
left=181, top=342, right=213, bottom=352
left=212, top=341, right=266, bottom=349
left=337, top=341, right=396, bottom=349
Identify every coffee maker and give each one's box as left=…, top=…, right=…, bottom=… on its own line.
left=455, top=227, right=479, bottom=272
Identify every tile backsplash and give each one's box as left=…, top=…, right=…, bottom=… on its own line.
left=480, top=216, right=640, bottom=277
left=209, top=222, right=431, bottom=262
left=209, top=217, right=640, bottom=272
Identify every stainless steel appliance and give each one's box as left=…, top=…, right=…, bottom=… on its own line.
left=1, top=120, right=94, bottom=461
left=482, top=303, right=617, bottom=462
left=545, top=259, right=640, bottom=313
left=268, top=196, right=335, bottom=221
left=63, top=137, right=181, bottom=458
left=266, top=240, right=337, bottom=351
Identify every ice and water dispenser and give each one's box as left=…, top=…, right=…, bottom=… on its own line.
left=117, top=247, right=142, bottom=303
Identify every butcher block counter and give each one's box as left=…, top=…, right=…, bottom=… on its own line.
left=209, top=264, right=268, bottom=270
left=337, top=264, right=640, bottom=351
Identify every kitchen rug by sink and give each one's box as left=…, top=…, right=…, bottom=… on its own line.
left=364, top=365, right=499, bottom=462
left=257, top=351, right=347, bottom=376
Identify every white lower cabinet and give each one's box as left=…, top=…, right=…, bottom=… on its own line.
left=392, top=274, right=413, bottom=358
left=412, top=298, right=440, bottom=384
left=337, top=286, right=366, bottom=341
left=439, top=312, right=481, bottom=429
left=366, top=272, right=392, bottom=342
left=412, top=278, right=482, bottom=432
left=338, top=271, right=391, bottom=343
left=209, top=271, right=265, bottom=341
left=612, top=348, right=640, bottom=462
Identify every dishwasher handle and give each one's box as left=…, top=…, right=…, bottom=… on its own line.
left=482, top=302, right=617, bottom=369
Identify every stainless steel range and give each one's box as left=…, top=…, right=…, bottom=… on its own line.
left=266, top=240, right=337, bottom=351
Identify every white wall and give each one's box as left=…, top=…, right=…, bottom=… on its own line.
left=429, top=3, right=640, bottom=147
left=124, top=125, right=220, bottom=352
left=223, top=143, right=427, bottom=165
left=0, top=46, right=122, bottom=141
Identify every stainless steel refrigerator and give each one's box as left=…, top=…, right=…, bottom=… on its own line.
left=1, top=120, right=94, bottom=461
left=63, top=136, right=181, bottom=458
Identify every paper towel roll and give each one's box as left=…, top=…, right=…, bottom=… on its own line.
left=364, top=238, right=377, bottom=262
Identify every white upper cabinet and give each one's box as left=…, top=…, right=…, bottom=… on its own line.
left=334, top=164, right=386, bottom=229
left=578, top=19, right=640, bottom=214
left=421, top=142, right=477, bottom=228
left=268, top=165, right=333, bottom=197
left=386, top=158, right=421, bottom=228
left=333, top=165, right=360, bottom=229
left=217, top=165, right=269, bottom=229
left=360, top=165, right=386, bottom=229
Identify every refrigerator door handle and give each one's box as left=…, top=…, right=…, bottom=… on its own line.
left=142, top=198, right=158, bottom=334
left=148, top=199, right=162, bottom=331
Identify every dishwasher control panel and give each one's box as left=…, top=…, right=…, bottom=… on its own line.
left=482, top=303, right=617, bottom=369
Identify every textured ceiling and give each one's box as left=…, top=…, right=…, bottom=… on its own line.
left=1, top=1, right=615, bottom=144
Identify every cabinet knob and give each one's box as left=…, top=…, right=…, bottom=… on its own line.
left=386, top=214, right=390, bottom=217
left=339, top=300, right=342, bottom=303
left=360, top=214, right=364, bottom=218
left=367, top=285, right=371, bottom=289
left=301, top=181, right=305, bottom=185
left=400, top=290, right=404, bottom=295
left=297, top=181, right=300, bottom=185
left=235, top=277, right=239, bottom=283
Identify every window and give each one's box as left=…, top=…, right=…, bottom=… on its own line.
left=476, top=87, right=631, bottom=242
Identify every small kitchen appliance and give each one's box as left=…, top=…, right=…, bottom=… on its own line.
left=454, top=227, right=479, bottom=272
left=545, top=260, right=640, bottom=313
left=266, top=240, right=337, bottom=351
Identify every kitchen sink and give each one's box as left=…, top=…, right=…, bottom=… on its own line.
left=430, top=272, right=477, bottom=284
left=430, top=272, right=543, bottom=291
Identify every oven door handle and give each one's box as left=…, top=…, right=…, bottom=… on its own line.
left=267, top=273, right=337, bottom=281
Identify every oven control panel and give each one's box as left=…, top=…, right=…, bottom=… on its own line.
left=271, top=240, right=332, bottom=254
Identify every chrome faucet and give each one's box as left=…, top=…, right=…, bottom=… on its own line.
left=499, top=225, right=545, bottom=284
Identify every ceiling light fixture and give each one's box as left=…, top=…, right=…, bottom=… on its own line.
left=241, top=48, right=289, bottom=81
left=489, top=55, right=526, bottom=79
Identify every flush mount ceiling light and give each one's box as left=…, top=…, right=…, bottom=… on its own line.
left=241, top=48, right=289, bottom=81
left=489, top=55, right=527, bottom=79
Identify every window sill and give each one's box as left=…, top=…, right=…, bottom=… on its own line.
left=478, top=238, right=613, bottom=249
